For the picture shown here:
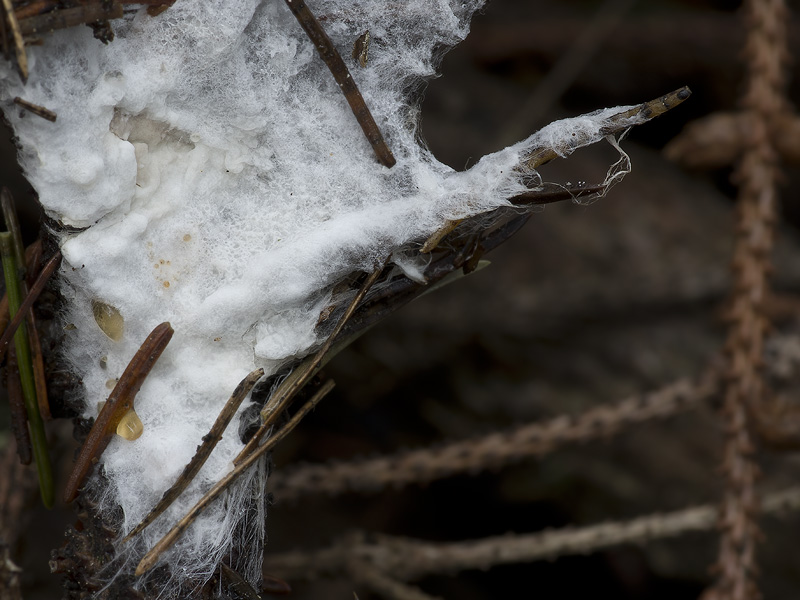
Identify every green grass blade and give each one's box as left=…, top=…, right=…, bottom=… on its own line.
left=0, top=232, right=54, bottom=507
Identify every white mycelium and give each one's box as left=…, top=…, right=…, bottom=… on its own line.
left=0, top=0, right=638, bottom=591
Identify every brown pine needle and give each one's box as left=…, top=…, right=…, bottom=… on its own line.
left=7, top=345, right=32, bottom=465
left=0, top=250, right=61, bottom=362
left=281, top=0, right=396, bottom=168
left=1, top=0, right=27, bottom=82
left=26, top=311, right=50, bottom=420
left=235, top=261, right=385, bottom=463
left=123, top=368, right=265, bottom=542
left=64, top=322, right=174, bottom=503
left=135, top=378, right=336, bottom=576
left=12, top=97, right=56, bottom=122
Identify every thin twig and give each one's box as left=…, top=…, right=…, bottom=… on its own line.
left=135, top=379, right=336, bottom=576
left=521, top=86, right=691, bottom=171
left=123, top=368, right=264, bottom=542
left=265, top=486, right=800, bottom=583
left=236, top=262, right=386, bottom=463
left=0, top=250, right=61, bottom=362
left=12, top=97, right=56, bottom=122
left=421, top=88, right=690, bottom=254
left=420, top=182, right=607, bottom=253
left=64, top=322, right=174, bottom=503
left=281, top=0, right=396, bottom=168
left=0, top=0, right=27, bottom=82
left=26, top=312, right=50, bottom=420
left=6, top=345, right=32, bottom=465
left=269, top=371, right=718, bottom=501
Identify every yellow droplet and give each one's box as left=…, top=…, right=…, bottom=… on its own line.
left=116, top=409, right=143, bottom=441
left=91, top=300, right=124, bottom=341
left=183, top=234, right=191, bottom=242
left=105, top=378, right=119, bottom=390
left=163, top=281, right=170, bottom=288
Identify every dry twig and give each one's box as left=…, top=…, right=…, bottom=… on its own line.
left=64, top=322, right=174, bottom=503
left=12, top=96, right=56, bottom=121
left=265, top=486, right=800, bottom=583
left=269, top=371, right=718, bottom=501
left=281, top=0, right=395, bottom=168
left=701, top=1, right=789, bottom=599
left=422, top=87, right=690, bottom=253
left=6, top=346, right=31, bottom=465
left=237, top=262, right=386, bottom=463
left=136, top=379, right=337, bottom=575
left=124, top=368, right=265, bottom=541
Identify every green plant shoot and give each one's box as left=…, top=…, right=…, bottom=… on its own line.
left=0, top=232, right=54, bottom=507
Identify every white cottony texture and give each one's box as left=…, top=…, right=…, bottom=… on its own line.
left=0, top=0, right=637, bottom=592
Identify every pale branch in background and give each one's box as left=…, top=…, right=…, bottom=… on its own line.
left=265, top=486, right=800, bottom=583
left=269, top=370, right=718, bottom=501
left=703, top=1, right=789, bottom=598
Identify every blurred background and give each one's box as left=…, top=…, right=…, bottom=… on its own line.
left=4, top=0, right=800, bottom=598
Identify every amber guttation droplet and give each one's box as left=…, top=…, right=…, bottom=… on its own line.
left=91, top=300, right=124, bottom=341
left=116, top=409, right=143, bottom=441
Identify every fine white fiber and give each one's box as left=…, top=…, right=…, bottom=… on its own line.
left=0, top=0, right=642, bottom=593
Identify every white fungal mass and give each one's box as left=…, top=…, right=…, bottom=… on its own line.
left=0, top=0, right=636, bottom=593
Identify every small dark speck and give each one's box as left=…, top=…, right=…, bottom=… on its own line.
left=642, top=107, right=653, bottom=118
left=677, top=87, right=691, bottom=100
